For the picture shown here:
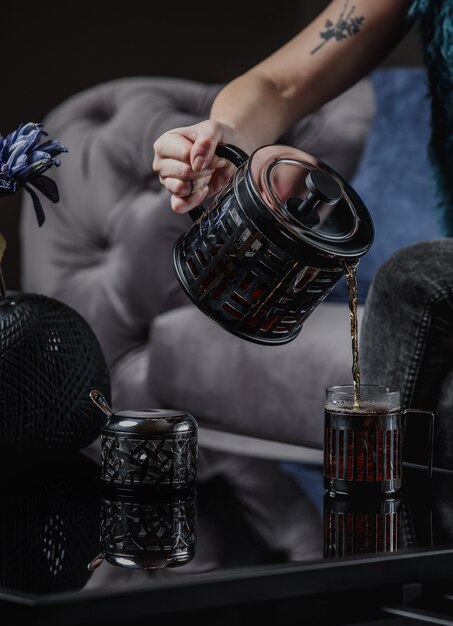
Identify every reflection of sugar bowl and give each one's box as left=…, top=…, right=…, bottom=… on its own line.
left=100, top=488, right=197, bottom=569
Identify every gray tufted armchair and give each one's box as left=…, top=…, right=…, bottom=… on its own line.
left=20, top=75, right=374, bottom=457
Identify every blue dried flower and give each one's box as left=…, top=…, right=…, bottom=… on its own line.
left=0, top=122, right=67, bottom=226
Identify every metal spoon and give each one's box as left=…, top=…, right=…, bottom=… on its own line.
left=89, top=389, right=113, bottom=417
left=87, top=553, right=105, bottom=571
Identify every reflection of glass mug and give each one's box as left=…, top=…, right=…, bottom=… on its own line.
left=323, top=385, right=434, bottom=497
left=323, top=492, right=402, bottom=558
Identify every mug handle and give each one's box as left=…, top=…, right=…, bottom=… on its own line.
left=188, top=143, right=249, bottom=222
left=402, top=408, right=435, bottom=479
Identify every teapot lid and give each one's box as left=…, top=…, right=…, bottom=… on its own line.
left=245, top=145, right=373, bottom=261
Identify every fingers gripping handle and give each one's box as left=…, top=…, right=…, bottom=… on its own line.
left=188, top=143, right=249, bottom=222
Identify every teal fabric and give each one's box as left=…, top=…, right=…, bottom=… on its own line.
left=408, top=0, right=453, bottom=234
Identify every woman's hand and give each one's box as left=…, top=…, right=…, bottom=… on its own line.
left=152, top=119, right=238, bottom=214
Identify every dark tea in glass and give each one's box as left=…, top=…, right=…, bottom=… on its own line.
left=324, top=385, right=403, bottom=497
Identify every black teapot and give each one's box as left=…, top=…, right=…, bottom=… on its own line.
left=173, top=143, right=374, bottom=345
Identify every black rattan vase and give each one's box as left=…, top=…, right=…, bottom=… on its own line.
left=0, top=291, right=111, bottom=450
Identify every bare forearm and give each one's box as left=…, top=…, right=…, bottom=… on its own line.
left=153, top=0, right=414, bottom=213
left=210, top=0, right=412, bottom=152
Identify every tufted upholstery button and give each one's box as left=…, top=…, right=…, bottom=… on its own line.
left=85, top=105, right=115, bottom=125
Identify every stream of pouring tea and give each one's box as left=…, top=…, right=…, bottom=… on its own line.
left=343, top=262, right=360, bottom=407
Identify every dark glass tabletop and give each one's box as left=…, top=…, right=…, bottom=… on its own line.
left=1, top=436, right=453, bottom=624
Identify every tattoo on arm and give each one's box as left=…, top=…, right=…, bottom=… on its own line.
left=311, top=0, right=365, bottom=55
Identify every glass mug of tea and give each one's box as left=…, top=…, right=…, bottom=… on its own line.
left=323, top=384, right=434, bottom=497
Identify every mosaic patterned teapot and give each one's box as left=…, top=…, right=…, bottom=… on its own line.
left=173, top=143, right=374, bottom=345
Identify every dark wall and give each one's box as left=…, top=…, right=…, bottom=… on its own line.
left=1, top=1, right=422, bottom=291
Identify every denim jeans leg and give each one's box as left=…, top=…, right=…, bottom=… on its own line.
left=359, top=239, right=453, bottom=468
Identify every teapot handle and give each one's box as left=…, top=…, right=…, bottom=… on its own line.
left=188, top=143, right=249, bottom=222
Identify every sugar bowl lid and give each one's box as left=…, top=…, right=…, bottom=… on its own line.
left=89, top=390, right=198, bottom=435
left=101, top=408, right=198, bottom=435
left=245, top=144, right=374, bottom=260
